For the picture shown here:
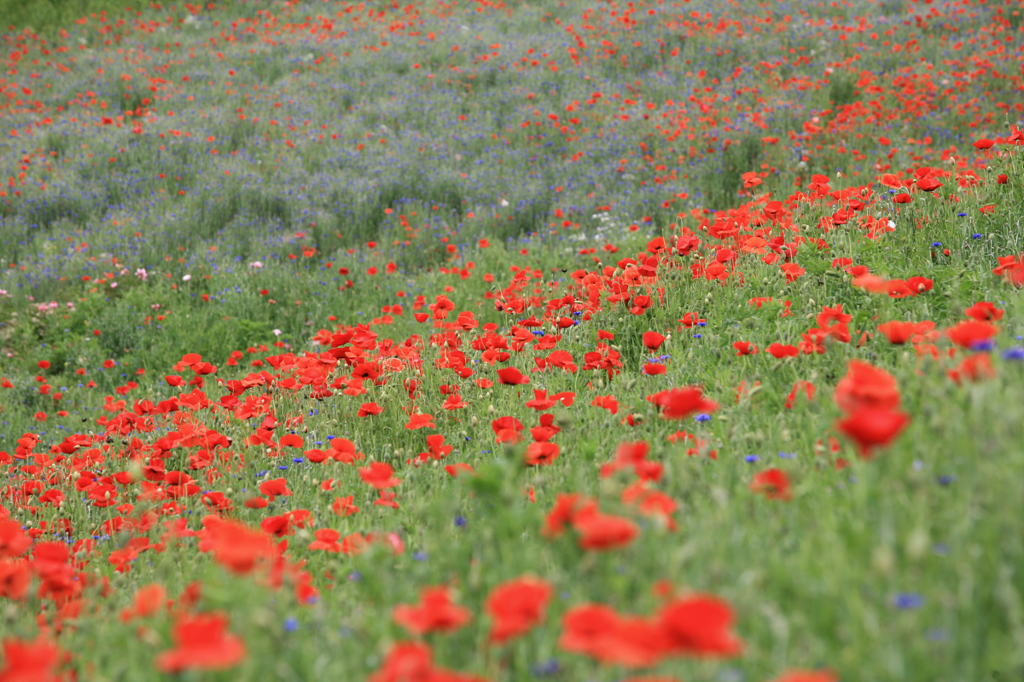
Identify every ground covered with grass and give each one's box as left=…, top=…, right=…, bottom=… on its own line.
left=0, top=0, right=1023, bottom=680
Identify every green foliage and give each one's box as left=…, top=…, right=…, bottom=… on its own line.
left=0, top=1, right=1022, bottom=680
left=0, top=0, right=147, bottom=35
left=699, top=134, right=763, bottom=211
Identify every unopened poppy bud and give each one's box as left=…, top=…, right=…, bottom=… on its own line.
left=906, top=528, right=929, bottom=561
left=872, top=546, right=894, bottom=574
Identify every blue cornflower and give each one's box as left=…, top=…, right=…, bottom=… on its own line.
left=532, top=659, right=560, bottom=676
left=892, top=593, right=924, bottom=609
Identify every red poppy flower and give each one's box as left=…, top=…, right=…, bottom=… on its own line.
left=199, top=517, right=275, bottom=575
left=601, top=441, right=658, bottom=480
left=572, top=506, right=639, bottom=551
left=647, top=387, right=717, bottom=420
left=260, top=514, right=294, bottom=538
left=877, top=321, right=917, bottom=345
left=0, top=557, right=31, bottom=601
left=834, top=360, right=900, bottom=414
left=852, top=273, right=889, bottom=293
left=368, top=642, right=433, bottom=682
left=948, top=353, right=996, bottom=384
left=357, top=402, right=383, bottom=417
left=258, top=478, right=292, bottom=501
left=678, top=312, right=705, bottom=327
left=766, top=343, right=799, bottom=358
left=525, top=390, right=556, bottom=411
left=329, top=438, right=362, bottom=458
left=120, top=583, right=167, bottom=623
left=0, top=519, right=31, bottom=559
left=279, top=434, right=303, bottom=448
left=591, top=394, right=619, bottom=414
left=445, top=463, right=475, bottom=477
left=156, top=612, right=246, bottom=673
left=946, top=320, right=998, bottom=348
left=0, top=635, right=63, bottom=682
left=643, top=363, right=667, bottom=376
left=332, top=495, right=360, bottom=517
left=749, top=469, right=792, bottom=501
left=657, top=593, right=743, bottom=657
left=906, top=276, right=933, bottom=294
left=341, top=533, right=368, bottom=556
left=559, top=604, right=669, bottom=668
left=542, top=493, right=583, bottom=538
left=485, top=576, right=553, bottom=644
left=558, top=604, right=627, bottom=659
left=497, top=367, right=530, bottom=385
left=393, top=586, right=472, bottom=635
left=442, top=392, right=468, bottom=410
left=733, top=341, right=757, bottom=356
left=836, top=408, right=910, bottom=458
left=525, top=441, right=560, bottom=466
left=492, top=416, right=525, bottom=444
left=642, top=332, right=665, bottom=351
left=916, top=176, right=942, bottom=192
left=779, top=263, right=805, bottom=282
left=785, top=380, right=816, bottom=409
left=359, top=462, right=401, bottom=489
left=405, top=413, right=435, bottom=430
left=308, top=529, right=342, bottom=552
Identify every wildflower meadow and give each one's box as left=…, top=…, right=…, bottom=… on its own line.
left=0, top=0, right=1022, bottom=679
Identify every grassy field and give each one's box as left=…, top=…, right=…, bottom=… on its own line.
left=0, top=0, right=1023, bottom=680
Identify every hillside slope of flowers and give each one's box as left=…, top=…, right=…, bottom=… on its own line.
left=0, top=0, right=1022, bottom=680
